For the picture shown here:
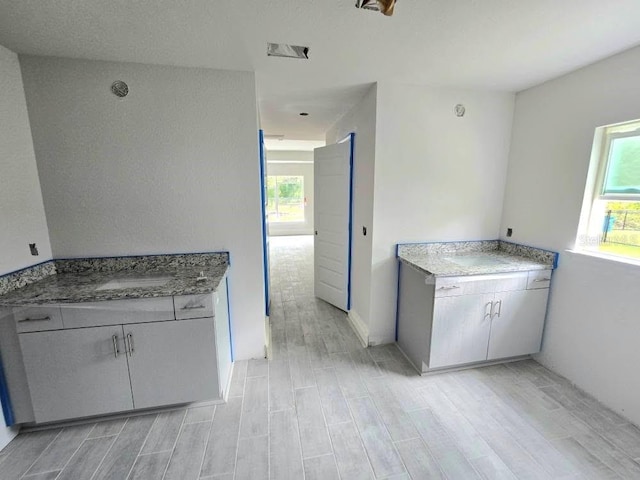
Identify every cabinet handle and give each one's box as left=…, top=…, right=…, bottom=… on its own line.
left=438, top=285, right=460, bottom=291
left=533, top=278, right=551, bottom=282
left=492, top=300, right=502, bottom=319
left=112, top=335, right=120, bottom=358
left=18, top=316, right=51, bottom=323
left=484, top=302, right=493, bottom=320
left=181, top=304, right=206, bottom=310
left=126, top=333, right=135, bottom=355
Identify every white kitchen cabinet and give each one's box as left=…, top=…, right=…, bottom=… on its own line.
left=397, top=263, right=551, bottom=373
left=19, top=326, right=133, bottom=423
left=15, top=279, right=232, bottom=424
left=486, top=288, right=548, bottom=360
left=430, top=293, right=494, bottom=368
left=126, top=318, right=219, bottom=409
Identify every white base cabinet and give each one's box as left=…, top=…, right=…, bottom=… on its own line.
left=11, top=277, right=232, bottom=425
left=486, top=288, right=549, bottom=360
left=397, top=264, right=551, bottom=373
left=430, top=293, right=494, bottom=368
left=20, top=326, right=134, bottom=423
left=126, top=318, right=219, bottom=411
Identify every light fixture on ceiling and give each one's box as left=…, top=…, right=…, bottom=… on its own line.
left=267, top=43, right=310, bottom=59
left=265, top=134, right=285, bottom=141
left=355, top=0, right=396, bottom=16
left=299, top=112, right=309, bottom=116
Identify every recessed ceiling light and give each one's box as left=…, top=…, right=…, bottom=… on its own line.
left=299, top=112, right=309, bottom=116
left=267, top=43, right=310, bottom=60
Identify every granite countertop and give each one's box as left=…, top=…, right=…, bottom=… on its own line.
left=0, top=253, right=229, bottom=307
left=397, top=240, right=558, bottom=277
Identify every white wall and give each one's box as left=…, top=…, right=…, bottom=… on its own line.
left=369, top=82, right=515, bottom=344
left=266, top=150, right=314, bottom=236
left=0, top=48, right=52, bottom=275
left=327, top=84, right=377, bottom=334
left=500, top=45, right=640, bottom=425
left=20, top=56, right=265, bottom=360
left=0, top=45, right=52, bottom=450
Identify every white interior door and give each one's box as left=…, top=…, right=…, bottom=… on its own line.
left=314, top=139, right=352, bottom=311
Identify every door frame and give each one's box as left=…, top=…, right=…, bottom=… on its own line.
left=343, top=132, right=355, bottom=310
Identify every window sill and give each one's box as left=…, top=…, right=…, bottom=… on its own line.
left=566, top=248, right=640, bottom=269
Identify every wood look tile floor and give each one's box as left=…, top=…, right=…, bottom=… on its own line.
left=2, top=235, right=640, bottom=479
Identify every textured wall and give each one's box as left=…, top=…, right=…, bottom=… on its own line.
left=20, top=56, right=265, bottom=360
left=327, top=84, right=377, bottom=335
left=370, top=83, right=515, bottom=344
left=0, top=46, right=52, bottom=276
left=500, top=44, right=640, bottom=425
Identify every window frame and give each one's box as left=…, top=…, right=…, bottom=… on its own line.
left=575, top=120, right=640, bottom=263
left=597, top=128, right=640, bottom=201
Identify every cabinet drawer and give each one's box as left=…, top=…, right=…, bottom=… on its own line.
left=527, top=270, right=552, bottom=290
left=434, top=272, right=528, bottom=298
left=14, top=306, right=64, bottom=333
left=174, top=294, right=214, bottom=319
left=61, top=298, right=175, bottom=329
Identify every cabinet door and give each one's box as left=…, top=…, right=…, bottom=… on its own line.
left=125, top=318, right=219, bottom=409
left=214, top=277, right=232, bottom=397
left=487, top=289, right=549, bottom=360
left=430, top=293, right=494, bottom=368
left=19, top=326, right=133, bottom=423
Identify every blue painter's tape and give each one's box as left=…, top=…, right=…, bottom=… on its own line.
left=395, top=261, right=402, bottom=342
left=0, top=355, right=15, bottom=427
left=258, top=130, right=270, bottom=316
left=225, top=276, right=234, bottom=362
left=346, top=132, right=355, bottom=311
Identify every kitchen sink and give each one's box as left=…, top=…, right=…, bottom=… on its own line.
left=96, top=276, right=173, bottom=291
left=444, top=255, right=509, bottom=268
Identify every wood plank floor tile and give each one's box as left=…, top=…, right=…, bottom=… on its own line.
left=163, top=421, right=211, bottom=480
left=127, top=451, right=171, bottom=480
left=92, top=414, right=156, bottom=480
left=56, top=436, right=115, bottom=480
left=140, top=409, right=186, bottom=455
left=200, top=397, right=242, bottom=477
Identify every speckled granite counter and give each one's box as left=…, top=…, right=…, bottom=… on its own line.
left=0, top=253, right=229, bottom=306
left=397, top=241, right=557, bottom=277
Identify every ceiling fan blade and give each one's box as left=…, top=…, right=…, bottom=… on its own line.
left=379, top=0, right=396, bottom=16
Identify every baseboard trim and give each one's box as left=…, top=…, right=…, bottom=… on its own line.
left=347, top=310, right=369, bottom=348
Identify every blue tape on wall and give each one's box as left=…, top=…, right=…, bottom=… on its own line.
left=258, top=129, right=271, bottom=316
left=226, top=276, right=234, bottom=362
left=0, top=355, right=15, bottom=427
left=347, top=132, right=355, bottom=311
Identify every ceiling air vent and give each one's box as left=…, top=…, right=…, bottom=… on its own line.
left=267, top=43, right=310, bottom=60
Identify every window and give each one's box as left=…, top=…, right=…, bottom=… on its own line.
left=578, top=121, right=640, bottom=261
left=266, top=176, right=305, bottom=223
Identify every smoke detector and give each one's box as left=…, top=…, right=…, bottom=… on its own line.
left=356, top=0, right=396, bottom=16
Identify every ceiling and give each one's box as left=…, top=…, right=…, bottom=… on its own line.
left=1, top=1, right=640, bottom=141
left=264, top=139, right=326, bottom=152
